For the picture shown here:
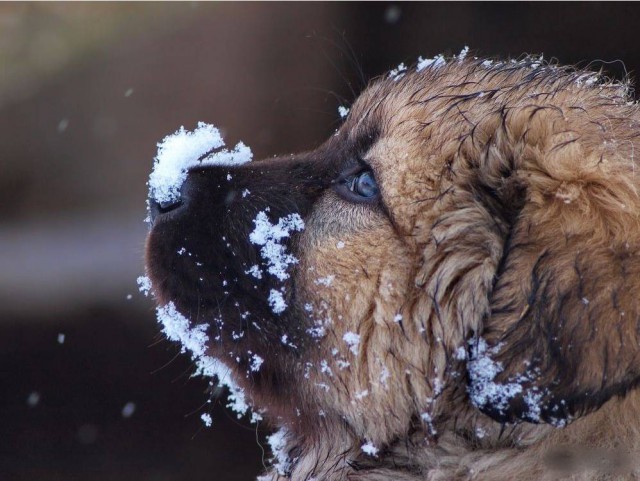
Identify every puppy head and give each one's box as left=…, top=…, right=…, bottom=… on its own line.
left=144, top=56, right=640, bottom=451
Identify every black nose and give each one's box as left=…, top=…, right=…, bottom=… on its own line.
left=148, top=176, right=190, bottom=224
left=148, top=197, right=182, bottom=222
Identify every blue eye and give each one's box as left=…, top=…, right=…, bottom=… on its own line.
left=334, top=165, right=381, bottom=204
left=349, top=171, right=379, bottom=198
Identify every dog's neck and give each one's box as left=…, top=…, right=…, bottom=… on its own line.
left=259, top=389, right=640, bottom=481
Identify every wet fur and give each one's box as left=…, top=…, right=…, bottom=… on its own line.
left=146, top=57, right=640, bottom=480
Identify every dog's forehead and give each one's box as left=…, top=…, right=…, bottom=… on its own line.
left=348, top=63, right=498, bottom=132
left=342, top=63, right=483, bottom=166
left=340, top=67, right=463, bottom=173
left=343, top=59, right=631, bottom=170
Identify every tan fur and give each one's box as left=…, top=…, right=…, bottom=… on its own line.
left=255, top=58, right=640, bottom=480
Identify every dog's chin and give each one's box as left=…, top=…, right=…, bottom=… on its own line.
left=146, top=226, right=308, bottom=393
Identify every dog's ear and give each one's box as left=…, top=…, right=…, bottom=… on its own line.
left=466, top=110, right=640, bottom=426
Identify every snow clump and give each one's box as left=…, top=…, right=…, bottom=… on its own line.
left=416, top=46, right=467, bottom=72
left=148, top=122, right=252, bottom=207
left=343, top=331, right=361, bottom=355
left=245, top=264, right=263, bottom=279
left=338, top=105, right=350, bottom=119
left=249, top=211, right=305, bottom=282
left=156, top=301, right=250, bottom=418
left=417, top=54, right=446, bottom=72
left=137, top=275, right=152, bottom=296
left=201, top=413, right=212, bottom=427
left=467, top=337, right=546, bottom=422
left=456, top=46, right=470, bottom=61
left=421, top=412, right=437, bottom=436
left=268, top=289, right=287, bottom=314
left=389, top=62, right=408, bottom=81
left=250, top=353, right=264, bottom=372
left=249, top=211, right=305, bottom=314
left=267, top=428, right=295, bottom=476
left=361, top=441, right=379, bottom=456
left=467, top=338, right=522, bottom=416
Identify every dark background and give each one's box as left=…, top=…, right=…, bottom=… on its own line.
left=2, top=3, right=640, bottom=480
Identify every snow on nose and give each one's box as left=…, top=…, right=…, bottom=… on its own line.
left=146, top=122, right=252, bottom=222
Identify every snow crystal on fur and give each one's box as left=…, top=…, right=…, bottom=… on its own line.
left=343, top=332, right=361, bottom=355
left=156, top=302, right=250, bottom=417
left=267, top=428, right=294, bottom=476
left=361, top=441, right=379, bottom=456
left=467, top=338, right=523, bottom=416
left=249, top=211, right=305, bottom=282
left=467, top=338, right=548, bottom=422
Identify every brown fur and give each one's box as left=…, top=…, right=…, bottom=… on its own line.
left=146, top=56, right=640, bottom=480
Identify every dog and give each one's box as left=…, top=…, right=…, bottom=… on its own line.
left=143, top=53, right=640, bottom=480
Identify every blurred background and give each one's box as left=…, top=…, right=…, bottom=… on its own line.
left=2, top=2, right=640, bottom=480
